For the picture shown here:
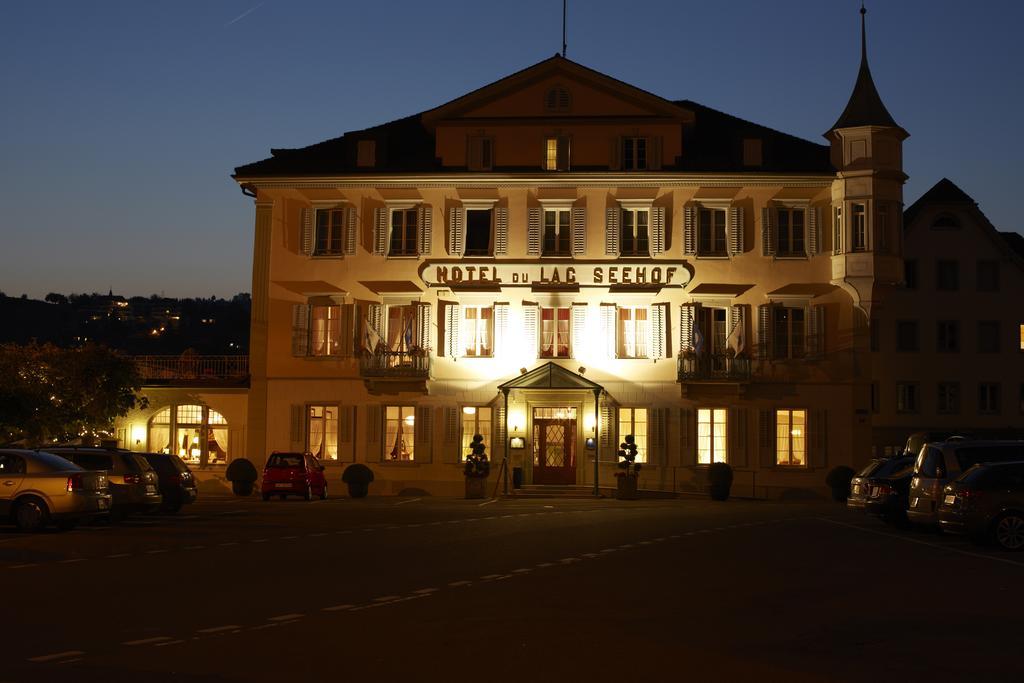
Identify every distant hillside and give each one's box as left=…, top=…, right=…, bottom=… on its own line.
left=0, top=292, right=250, bottom=354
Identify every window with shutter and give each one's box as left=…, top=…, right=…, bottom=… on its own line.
left=807, top=206, right=819, bottom=256
left=604, top=208, right=620, bottom=255
left=448, top=207, right=465, bottom=255
left=757, top=304, right=772, bottom=360
left=620, top=208, right=650, bottom=256
left=696, top=408, right=728, bottom=464
left=415, top=302, right=431, bottom=351
left=442, top=406, right=459, bottom=464
left=775, top=207, right=806, bottom=257
left=729, top=206, right=745, bottom=256
left=649, top=303, right=667, bottom=359
left=600, top=305, right=616, bottom=358
left=414, top=405, right=432, bottom=463
left=306, top=405, right=339, bottom=460
left=345, top=207, right=358, bottom=255
left=301, top=208, right=313, bottom=256
left=679, top=304, right=696, bottom=353
left=697, top=207, right=728, bottom=256
left=494, top=303, right=509, bottom=359
left=571, top=305, right=587, bottom=358
left=459, top=406, right=492, bottom=463
left=494, top=206, right=508, bottom=255
left=373, top=208, right=387, bottom=255
left=542, top=209, right=571, bottom=256
left=463, top=305, right=493, bottom=357
left=761, top=207, right=775, bottom=257
left=600, top=403, right=614, bottom=450
left=683, top=205, right=696, bottom=256
left=417, top=205, right=432, bottom=256
left=622, top=137, right=648, bottom=171
left=775, top=409, right=807, bottom=466
left=544, top=136, right=570, bottom=171
left=651, top=206, right=666, bottom=255
left=388, top=208, right=418, bottom=256
left=523, top=305, right=539, bottom=359
left=384, top=405, right=416, bottom=461
left=309, top=301, right=341, bottom=356
left=527, top=208, right=542, bottom=256
left=443, top=302, right=460, bottom=358
left=571, top=206, right=586, bottom=256
left=618, top=407, right=649, bottom=463
left=313, top=207, right=347, bottom=256
left=292, top=304, right=310, bottom=357
left=338, top=405, right=356, bottom=462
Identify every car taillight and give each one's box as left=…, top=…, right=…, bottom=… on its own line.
left=123, top=474, right=141, bottom=484
left=872, top=484, right=893, bottom=497
left=66, top=474, right=84, bottom=492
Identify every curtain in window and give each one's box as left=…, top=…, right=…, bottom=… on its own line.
left=540, top=308, right=555, bottom=357
left=387, top=306, right=415, bottom=352
left=208, top=427, right=229, bottom=463
left=149, top=425, right=170, bottom=454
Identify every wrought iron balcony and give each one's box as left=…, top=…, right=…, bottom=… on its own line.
left=677, top=353, right=752, bottom=382
left=358, top=349, right=431, bottom=378
left=131, top=355, right=249, bottom=385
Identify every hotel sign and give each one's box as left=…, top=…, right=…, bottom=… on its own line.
left=419, top=260, right=692, bottom=289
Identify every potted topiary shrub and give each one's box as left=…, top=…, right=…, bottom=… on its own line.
left=463, top=434, right=490, bottom=500
left=225, top=458, right=258, bottom=497
left=707, top=462, right=734, bottom=501
left=342, top=463, right=374, bottom=498
left=826, top=465, right=856, bottom=502
left=615, top=435, right=642, bottom=500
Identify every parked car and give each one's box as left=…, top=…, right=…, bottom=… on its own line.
left=141, top=452, right=197, bottom=513
left=45, top=447, right=162, bottom=519
left=907, top=440, right=1024, bottom=526
left=261, top=452, right=327, bottom=501
left=938, top=461, right=1024, bottom=550
left=1, top=449, right=111, bottom=531
left=847, top=455, right=915, bottom=523
left=900, top=429, right=1024, bottom=459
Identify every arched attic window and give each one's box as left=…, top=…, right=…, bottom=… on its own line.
left=545, top=86, right=571, bottom=112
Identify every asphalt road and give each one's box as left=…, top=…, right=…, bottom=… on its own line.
left=1, top=494, right=1021, bottom=683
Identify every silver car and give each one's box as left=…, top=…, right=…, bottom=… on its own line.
left=907, top=440, right=1024, bottom=526
left=0, top=449, right=111, bottom=531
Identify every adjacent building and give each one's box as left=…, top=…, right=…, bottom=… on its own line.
left=229, top=12, right=909, bottom=498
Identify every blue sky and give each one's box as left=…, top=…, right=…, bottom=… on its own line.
left=1, top=0, right=1021, bottom=298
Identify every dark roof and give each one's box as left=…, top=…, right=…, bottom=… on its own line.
left=831, top=9, right=900, bottom=131
left=497, top=362, right=603, bottom=392
left=1000, top=232, right=1024, bottom=261
left=903, top=178, right=976, bottom=227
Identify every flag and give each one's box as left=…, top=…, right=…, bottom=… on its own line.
left=364, top=314, right=381, bottom=351
left=693, top=318, right=704, bottom=356
left=727, top=315, right=745, bottom=354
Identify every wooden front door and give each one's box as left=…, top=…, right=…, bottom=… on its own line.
left=533, top=412, right=577, bottom=485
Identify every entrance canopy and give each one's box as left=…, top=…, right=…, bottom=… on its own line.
left=497, top=362, right=604, bottom=393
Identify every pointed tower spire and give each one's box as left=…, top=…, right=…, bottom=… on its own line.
left=830, top=3, right=900, bottom=131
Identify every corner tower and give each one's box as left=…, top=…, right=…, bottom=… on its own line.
left=826, top=5, right=908, bottom=317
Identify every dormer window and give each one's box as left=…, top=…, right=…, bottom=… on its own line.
left=356, top=140, right=376, bottom=168
left=544, top=136, right=570, bottom=171
left=467, top=136, right=493, bottom=171
left=545, top=86, right=571, bottom=112
left=622, top=137, right=648, bottom=171
left=931, top=213, right=961, bottom=230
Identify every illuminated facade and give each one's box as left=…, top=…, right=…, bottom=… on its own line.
left=233, top=23, right=908, bottom=496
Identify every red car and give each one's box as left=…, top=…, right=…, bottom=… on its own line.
left=261, top=452, right=328, bottom=501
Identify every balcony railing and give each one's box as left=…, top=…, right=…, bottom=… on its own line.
left=358, top=349, right=430, bottom=378
left=132, top=355, right=249, bottom=382
left=677, top=353, right=752, bottom=382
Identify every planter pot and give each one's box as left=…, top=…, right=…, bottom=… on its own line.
left=709, top=484, right=731, bottom=501
left=465, top=476, right=488, bottom=500
left=346, top=482, right=369, bottom=499
left=616, top=474, right=639, bottom=500
left=231, top=481, right=254, bottom=497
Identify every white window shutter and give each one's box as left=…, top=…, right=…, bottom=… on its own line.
left=571, top=304, right=587, bottom=358
left=338, top=405, right=356, bottom=461
left=444, top=303, right=460, bottom=358
left=494, top=206, right=508, bottom=255
left=757, top=303, right=772, bottom=360
left=649, top=303, right=667, bottom=359
left=344, top=208, right=357, bottom=255
left=649, top=407, right=666, bottom=464
left=679, top=407, right=696, bottom=466
left=341, top=303, right=355, bottom=357
left=418, top=205, right=432, bottom=255
left=415, top=302, right=431, bottom=350
left=600, top=402, right=614, bottom=449
left=414, top=405, right=432, bottom=463
left=373, top=208, right=387, bottom=255
left=301, top=208, right=313, bottom=256
left=527, top=208, right=541, bottom=256
left=368, top=303, right=383, bottom=351
left=679, top=303, right=695, bottom=353
left=448, top=207, right=465, bottom=255
left=761, top=207, right=775, bottom=257
left=651, top=206, right=666, bottom=255
left=807, top=206, right=819, bottom=256
left=523, top=305, right=538, bottom=360
left=494, top=303, right=509, bottom=359
left=571, top=207, right=586, bottom=256
left=604, top=207, right=620, bottom=255
left=729, top=206, right=745, bottom=256
left=291, top=304, right=309, bottom=357
left=648, top=136, right=663, bottom=171
left=601, top=304, right=616, bottom=358
left=442, top=406, right=460, bottom=464
left=683, top=205, right=696, bottom=255
left=365, top=405, right=382, bottom=457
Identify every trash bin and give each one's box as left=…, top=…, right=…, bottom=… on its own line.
left=512, top=467, right=523, bottom=489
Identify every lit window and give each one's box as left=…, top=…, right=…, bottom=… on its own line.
left=697, top=408, right=727, bottom=464
left=543, top=209, right=571, bottom=256
left=618, top=408, right=648, bottom=464
left=385, top=406, right=416, bottom=461
left=307, top=406, right=338, bottom=460
left=540, top=307, right=571, bottom=359
left=622, top=137, right=648, bottom=171
left=148, top=404, right=229, bottom=466
left=775, top=409, right=806, bottom=466
left=851, top=203, right=867, bottom=252
left=544, top=136, right=570, bottom=171
left=389, top=209, right=418, bottom=256
left=698, top=208, right=727, bottom=256
left=620, top=208, right=649, bottom=256
left=1019, top=324, right=1024, bottom=351
left=617, top=307, right=648, bottom=359
left=463, top=306, right=493, bottom=357
left=310, top=304, right=341, bottom=356
left=776, top=208, right=806, bottom=256
left=386, top=305, right=417, bottom=352
left=461, top=406, right=492, bottom=461
left=314, top=208, right=345, bottom=256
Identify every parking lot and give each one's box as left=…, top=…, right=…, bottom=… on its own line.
left=2, top=494, right=1022, bottom=682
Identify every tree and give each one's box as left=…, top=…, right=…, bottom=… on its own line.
left=45, top=293, right=68, bottom=305
left=0, top=342, right=146, bottom=446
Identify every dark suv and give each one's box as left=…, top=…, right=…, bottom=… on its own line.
left=141, top=453, right=197, bottom=513
left=45, top=447, right=162, bottom=519
left=938, top=461, right=1024, bottom=550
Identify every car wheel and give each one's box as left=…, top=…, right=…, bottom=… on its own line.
left=161, top=502, right=183, bottom=515
left=14, top=497, right=49, bottom=532
left=319, top=482, right=328, bottom=500
left=304, top=483, right=313, bottom=502
left=993, top=513, right=1024, bottom=551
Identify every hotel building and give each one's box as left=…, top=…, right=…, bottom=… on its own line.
left=227, top=17, right=912, bottom=498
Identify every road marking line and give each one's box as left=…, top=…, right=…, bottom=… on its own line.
left=281, top=535, right=299, bottom=540
left=500, top=515, right=514, bottom=518
left=145, top=550, right=168, bottom=555
left=374, top=595, right=402, bottom=602
left=59, top=558, right=86, bottom=564
left=480, top=574, right=503, bottom=580
left=618, top=544, right=634, bottom=549
left=536, top=562, right=554, bottom=568
left=668, top=535, right=680, bottom=539
left=653, top=537, right=667, bottom=542
left=197, top=625, right=239, bottom=634
left=184, top=545, right=205, bottom=550
left=10, top=563, right=39, bottom=569
left=218, top=542, right=239, bottom=546
left=308, top=532, right=328, bottom=537
left=336, top=530, right=351, bottom=534
left=250, top=623, right=278, bottom=630
left=156, top=640, right=186, bottom=647
left=544, top=505, right=554, bottom=509
left=819, top=518, right=1024, bottom=569
left=559, top=557, right=580, bottom=563
left=511, top=568, right=532, bottom=574
left=251, top=538, right=268, bottom=543
left=448, top=580, right=472, bottom=587
left=268, top=613, right=304, bottom=622
left=478, top=498, right=498, bottom=506
left=412, top=588, right=438, bottom=594
left=363, top=528, right=375, bottom=532
left=28, top=651, right=85, bottom=663
left=322, top=604, right=354, bottom=611
left=123, top=636, right=172, bottom=646
left=600, top=549, right=616, bottom=553
left=394, top=497, right=422, bottom=506
left=581, top=553, right=600, bottom=559
left=106, top=553, right=131, bottom=559
left=638, top=541, right=652, bottom=545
